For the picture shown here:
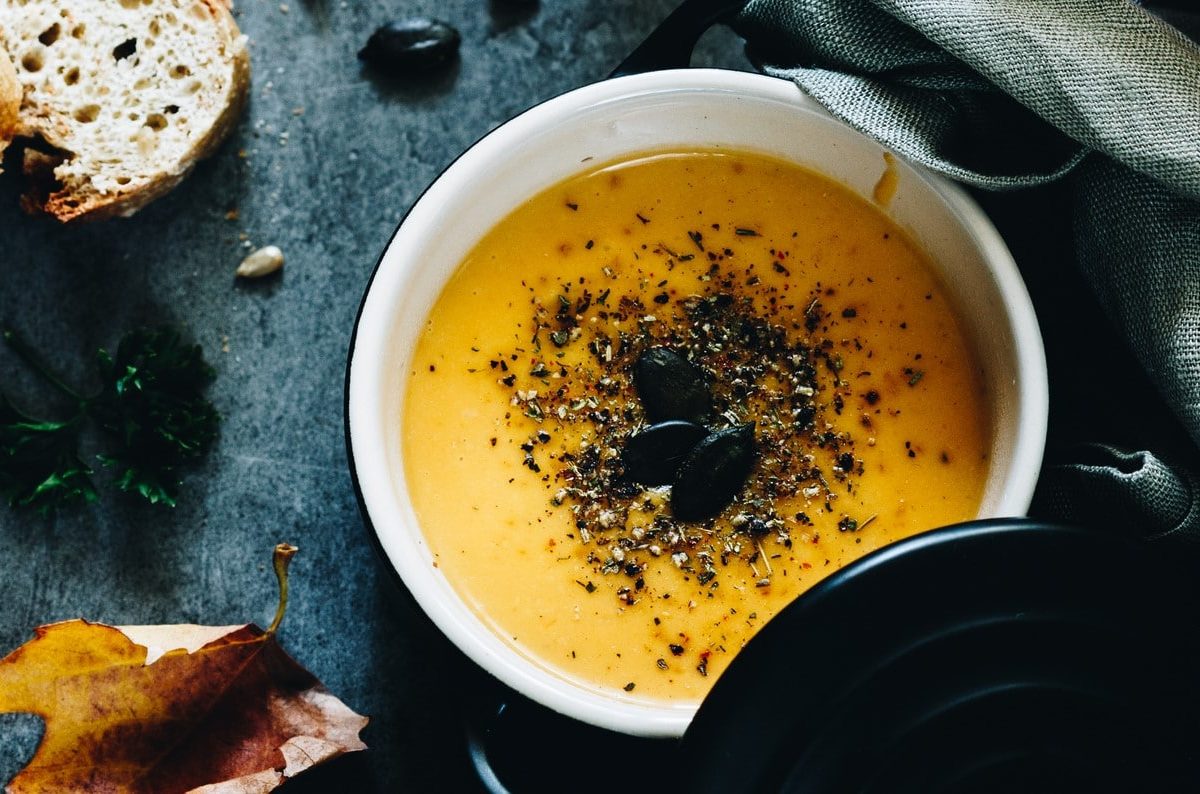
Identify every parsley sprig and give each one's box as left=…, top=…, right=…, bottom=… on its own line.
left=0, top=327, right=220, bottom=511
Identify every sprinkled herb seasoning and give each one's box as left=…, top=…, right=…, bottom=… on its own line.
left=487, top=226, right=873, bottom=596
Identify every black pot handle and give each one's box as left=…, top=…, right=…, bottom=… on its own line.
left=610, top=0, right=750, bottom=78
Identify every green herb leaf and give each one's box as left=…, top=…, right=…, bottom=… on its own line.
left=0, top=395, right=97, bottom=512
left=91, top=328, right=220, bottom=507
left=1, top=325, right=219, bottom=512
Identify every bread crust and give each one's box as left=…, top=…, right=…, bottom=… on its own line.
left=0, top=46, right=19, bottom=171
left=2, top=0, right=250, bottom=222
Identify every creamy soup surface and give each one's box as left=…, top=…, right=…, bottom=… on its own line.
left=402, top=150, right=989, bottom=703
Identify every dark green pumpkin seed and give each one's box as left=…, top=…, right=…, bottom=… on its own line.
left=359, top=19, right=461, bottom=72
left=672, top=424, right=756, bottom=521
left=621, top=421, right=710, bottom=486
left=633, top=348, right=712, bottom=424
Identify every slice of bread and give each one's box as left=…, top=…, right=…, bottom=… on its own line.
left=0, top=47, right=19, bottom=171
left=0, top=0, right=249, bottom=222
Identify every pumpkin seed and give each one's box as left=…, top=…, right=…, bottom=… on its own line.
left=633, top=347, right=712, bottom=424
left=672, top=424, right=756, bottom=521
left=621, top=421, right=710, bottom=486
left=236, top=245, right=284, bottom=278
left=359, top=19, right=461, bottom=73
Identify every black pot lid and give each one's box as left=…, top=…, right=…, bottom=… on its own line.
left=679, top=518, right=1200, bottom=793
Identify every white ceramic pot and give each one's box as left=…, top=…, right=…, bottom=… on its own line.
left=346, top=68, right=1048, bottom=738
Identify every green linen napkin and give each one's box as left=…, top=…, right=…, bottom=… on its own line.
left=731, top=0, right=1200, bottom=542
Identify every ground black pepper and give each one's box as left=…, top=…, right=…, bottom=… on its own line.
left=489, top=226, right=873, bottom=598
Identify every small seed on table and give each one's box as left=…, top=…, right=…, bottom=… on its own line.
left=237, top=245, right=284, bottom=278
left=359, top=19, right=461, bottom=73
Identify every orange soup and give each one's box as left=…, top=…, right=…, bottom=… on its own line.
left=403, top=150, right=989, bottom=703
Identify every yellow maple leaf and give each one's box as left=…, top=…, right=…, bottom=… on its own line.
left=0, top=544, right=367, bottom=793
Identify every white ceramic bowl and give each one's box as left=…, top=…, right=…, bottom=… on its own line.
left=346, top=69, right=1048, bottom=738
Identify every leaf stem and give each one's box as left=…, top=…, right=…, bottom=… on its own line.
left=268, top=543, right=299, bottom=634
left=2, top=328, right=86, bottom=403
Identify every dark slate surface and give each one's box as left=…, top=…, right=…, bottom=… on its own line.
left=0, top=1, right=749, bottom=790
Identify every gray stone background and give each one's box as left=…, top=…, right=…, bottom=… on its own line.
left=0, top=1, right=750, bottom=789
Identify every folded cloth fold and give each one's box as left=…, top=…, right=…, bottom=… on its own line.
left=732, top=0, right=1200, bottom=540
left=1038, top=444, right=1200, bottom=543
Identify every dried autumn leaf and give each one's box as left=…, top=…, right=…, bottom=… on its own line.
left=0, top=544, right=367, bottom=793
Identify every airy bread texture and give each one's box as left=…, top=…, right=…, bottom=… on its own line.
left=0, top=0, right=249, bottom=222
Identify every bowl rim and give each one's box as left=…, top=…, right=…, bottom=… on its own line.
left=344, top=67, right=1049, bottom=738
